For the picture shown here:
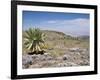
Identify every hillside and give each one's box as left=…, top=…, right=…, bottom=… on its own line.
left=23, top=30, right=89, bottom=55
left=22, top=30, right=90, bottom=68
left=40, top=30, right=89, bottom=56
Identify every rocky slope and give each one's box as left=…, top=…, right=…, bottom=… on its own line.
left=22, top=30, right=89, bottom=69
left=22, top=48, right=89, bottom=68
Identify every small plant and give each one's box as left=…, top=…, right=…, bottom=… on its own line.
left=23, top=28, right=45, bottom=54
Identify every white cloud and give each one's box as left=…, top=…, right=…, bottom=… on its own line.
left=44, top=18, right=89, bottom=27
left=46, top=20, right=57, bottom=23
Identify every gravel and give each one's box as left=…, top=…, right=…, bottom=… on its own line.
left=22, top=48, right=89, bottom=68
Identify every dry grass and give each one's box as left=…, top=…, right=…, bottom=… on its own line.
left=22, top=30, right=89, bottom=57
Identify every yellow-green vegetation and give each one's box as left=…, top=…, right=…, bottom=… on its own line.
left=23, top=28, right=89, bottom=56
left=23, top=28, right=45, bottom=54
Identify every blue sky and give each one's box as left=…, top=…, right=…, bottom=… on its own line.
left=22, top=11, right=90, bottom=36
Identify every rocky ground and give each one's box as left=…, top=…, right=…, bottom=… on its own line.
left=22, top=48, right=89, bottom=69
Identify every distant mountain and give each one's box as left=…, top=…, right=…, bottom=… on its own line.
left=78, top=35, right=89, bottom=40
left=42, top=30, right=73, bottom=41
left=42, top=30, right=90, bottom=41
